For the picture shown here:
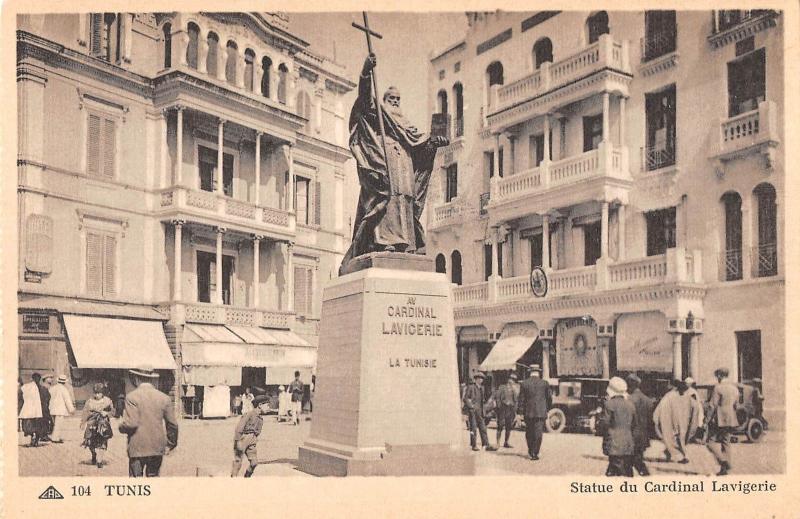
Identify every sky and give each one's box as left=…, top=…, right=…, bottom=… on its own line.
left=290, top=12, right=468, bottom=130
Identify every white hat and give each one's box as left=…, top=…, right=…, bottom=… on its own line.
left=606, top=376, right=628, bottom=397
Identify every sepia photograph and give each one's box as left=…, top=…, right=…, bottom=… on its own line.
left=10, top=4, right=789, bottom=493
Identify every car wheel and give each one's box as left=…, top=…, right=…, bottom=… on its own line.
left=746, top=419, right=764, bottom=442
left=545, top=408, right=566, bottom=433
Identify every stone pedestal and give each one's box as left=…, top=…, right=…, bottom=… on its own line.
left=298, top=253, right=474, bottom=476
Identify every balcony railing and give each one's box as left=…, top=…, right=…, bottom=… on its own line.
left=751, top=243, right=778, bottom=278
left=719, top=249, right=743, bottom=281
left=641, top=29, right=677, bottom=62
left=608, top=255, right=668, bottom=287
left=714, top=10, right=777, bottom=33
left=179, top=302, right=294, bottom=329
left=718, top=101, right=778, bottom=160
left=641, top=144, right=676, bottom=172
left=431, top=199, right=467, bottom=229
left=159, top=186, right=291, bottom=230
left=479, top=192, right=490, bottom=216
left=452, top=282, right=488, bottom=305
left=455, top=117, right=464, bottom=138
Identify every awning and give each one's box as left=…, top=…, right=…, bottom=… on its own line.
left=63, top=315, right=176, bottom=369
left=181, top=342, right=316, bottom=368
left=479, top=322, right=538, bottom=372
left=184, top=324, right=243, bottom=343
left=458, top=325, right=489, bottom=344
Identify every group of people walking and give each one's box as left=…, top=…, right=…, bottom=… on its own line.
left=598, top=368, right=740, bottom=477
left=19, top=366, right=179, bottom=477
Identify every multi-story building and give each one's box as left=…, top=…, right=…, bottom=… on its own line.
left=425, top=10, right=784, bottom=426
left=16, top=12, right=356, bottom=414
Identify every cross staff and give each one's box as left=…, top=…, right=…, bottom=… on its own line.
left=352, top=13, right=391, bottom=179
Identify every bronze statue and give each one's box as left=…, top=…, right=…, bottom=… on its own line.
left=340, top=53, right=449, bottom=275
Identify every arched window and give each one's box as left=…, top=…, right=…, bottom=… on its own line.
left=277, top=64, right=288, bottom=104
left=261, top=56, right=272, bottom=97
left=486, top=61, right=504, bottom=108
left=225, top=40, right=238, bottom=85
left=186, top=22, right=199, bottom=69
left=453, top=82, right=464, bottom=137
left=451, top=250, right=463, bottom=285
left=533, top=38, right=553, bottom=69
left=296, top=91, right=312, bottom=131
left=435, top=253, right=447, bottom=274
left=162, top=23, right=172, bottom=69
left=587, top=11, right=610, bottom=44
left=753, top=183, right=777, bottom=277
left=721, top=192, right=743, bottom=281
left=206, top=32, right=219, bottom=77
left=244, top=49, right=255, bottom=92
left=437, top=89, right=448, bottom=114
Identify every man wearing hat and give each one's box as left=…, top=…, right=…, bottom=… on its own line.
left=462, top=372, right=496, bottom=451
left=599, top=377, right=636, bottom=477
left=517, top=364, right=551, bottom=460
left=705, top=367, right=739, bottom=475
left=494, top=373, right=519, bottom=449
left=48, top=374, right=75, bottom=443
left=119, top=366, right=179, bottom=477
left=625, top=374, right=654, bottom=476
left=231, top=394, right=271, bottom=477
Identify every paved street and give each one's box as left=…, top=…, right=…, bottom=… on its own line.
left=18, top=416, right=784, bottom=477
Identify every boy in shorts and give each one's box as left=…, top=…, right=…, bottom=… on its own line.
left=231, top=395, right=270, bottom=477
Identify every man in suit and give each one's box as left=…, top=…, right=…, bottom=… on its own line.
left=495, top=372, right=519, bottom=449
left=706, top=367, right=739, bottom=475
left=626, top=374, right=654, bottom=476
left=119, top=366, right=179, bottom=477
left=517, top=364, right=551, bottom=460
left=462, top=372, right=496, bottom=451
left=600, top=377, right=637, bottom=477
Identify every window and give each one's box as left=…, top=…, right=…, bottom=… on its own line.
left=486, top=61, right=504, bottom=108
left=244, top=49, right=255, bottom=92
left=644, top=85, right=676, bottom=171
left=453, top=83, right=464, bottom=137
left=583, top=221, right=601, bottom=266
left=485, top=151, right=495, bottom=179
left=198, top=146, right=233, bottom=196
left=583, top=114, right=603, bottom=152
left=529, top=132, right=552, bottom=167
left=186, top=23, right=199, bottom=69
left=438, top=69, right=445, bottom=80
left=645, top=207, right=676, bottom=256
left=437, top=90, right=448, bottom=114
left=753, top=183, right=777, bottom=277
left=721, top=192, right=743, bottom=281
left=484, top=244, right=492, bottom=281
left=529, top=233, right=543, bottom=268
left=25, top=214, right=54, bottom=275
left=718, top=10, right=773, bottom=32
left=196, top=251, right=235, bottom=305
left=296, top=91, right=313, bottom=132
left=533, top=38, right=553, bottom=69
left=89, top=13, right=119, bottom=62
left=86, top=111, right=117, bottom=179
left=162, top=23, right=172, bottom=68
left=587, top=11, right=609, bottom=44
left=86, top=230, right=117, bottom=297
left=643, top=11, right=676, bottom=62
left=278, top=64, right=289, bottom=104
left=498, top=147, right=504, bottom=177
left=435, top=253, right=446, bottom=274
left=728, top=48, right=765, bottom=117
left=736, top=330, right=762, bottom=381
left=206, top=32, right=219, bottom=77
left=294, top=265, right=314, bottom=316
left=225, top=40, right=238, bottom=85
left=451, top=250, right=462, bottom=285
left=445, top=164, right=458, bottom=202
left=261, top=57, right=272, bottom=97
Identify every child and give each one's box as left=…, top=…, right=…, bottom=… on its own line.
left=231, top=395, right=270, bottom=477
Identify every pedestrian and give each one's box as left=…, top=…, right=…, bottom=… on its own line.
left=39, top=374, right=54, bottom=441
left=241, top=387, right=255, bottom=415
left=81, top=383, right=114, bottom=468
left=462, top=372, right=496, bottom=451
left=599, top=377, right=636, bottom=477
left=749, top=378, right=768, bottom=427
left=626, top=374, right=654, bottom=476
left=119, top=366, right=179, bottom=477
left=49, top=374, right=75, bottom=443
left=19, top=373, right=44, bottom=446
left=684, top=377, right=705, bottom=441
left=231, top=395, right=271, bottom=477
left=495, top=372, right=519, bottom=448
left=289, top=371, right=304, bottom=425
left=653, top=380, right=698, bottom=464
left=705, top=368, right=739, bottom=476
left=517, top=364, right=551, bottom=460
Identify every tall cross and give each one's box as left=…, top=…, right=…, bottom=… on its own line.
left=352, top=13, right=391, bottom=177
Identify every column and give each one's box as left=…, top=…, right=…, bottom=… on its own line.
left=254, top=57, right=264, bottom=94
left=252, top=235, right=262, bottom=308
left=541, top=340, right=551, bottom=379
left=493, top=133, right=501, bottom=177
left=689, top=335, right=700, bottom=378
left=269, top=65, right=278, bottom=102
left=602, top=92, right=610, bottom=143
left=216, top=119, right=225, bottom=194
left=508, top=135, right=516, bottom=176
left=741, top=193, right=753, bottom=278
left=254, top=132, right=262, bottom=207
left=543, top=114, right=551, bottom=161
left=235, top=49, right=245, bottom=88
left=619, top=96, right=626, bottom=144
left=160, top=110, right=168, bottom=188
left=617, top=204, right=626, bottom=261
left=287, top=68, right=298, bottom=109
left=198, top=32, right=209, bottom=74
left=286, top=241, right=295, bottom=312
left=121, top=13, right=133, bottom=62
left=491, top=234, right=499, bottom=278
left=216, top=44, right=226, bottom=81
left=672, top=333, right=682, bottom=380
left=287, top=143, right=295, bottom=212
left=542, top=214, right=551, bottom=270
left=601, top=201, right=609, bottom=259
left=215, top=227, right=225, bottom=304
left=601, top=338, right=611, bottom=379
left=172, top=220, right=184, bottom=301
left=175, top=106, right=184, bottom=185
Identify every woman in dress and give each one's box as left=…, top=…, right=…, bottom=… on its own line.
left=81, top=383, right=114, bottom=468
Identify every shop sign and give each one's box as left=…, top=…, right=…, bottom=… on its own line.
left=616, top=312, right=672, bottom=372
left=556, top=319, right=602, bottom=376
left=22, top=314, right=49, bottom=334
left=246, top=345, right=286, bottom=363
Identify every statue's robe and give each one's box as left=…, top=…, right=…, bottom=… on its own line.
left=340, top=72, right=437, bottom=274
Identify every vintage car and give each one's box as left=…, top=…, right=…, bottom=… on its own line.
left=545, top=377, right=609, bottom=433
left=695, top=381, right=767, bottom=443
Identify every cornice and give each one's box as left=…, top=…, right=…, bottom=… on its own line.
left=708, top=11, right=780, bottom=49
left=639, top=52, right=679, bottom=78
left=295, top=134, right=352, bottom=163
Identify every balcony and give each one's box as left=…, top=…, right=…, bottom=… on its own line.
left=714, top=101, right=779, bottom=167
left=488, top=144, right=631, bottom=223
left=452, top=248, right=702, bottom=309
left=487, top=35, right=632, bottom=130
left=430, top=198, right=469, bottom=230
left=167, top=302, right=294, bottom=329
left=157, top=185, right=294, bottom=238
left=708, top=10, right=780, bottom=49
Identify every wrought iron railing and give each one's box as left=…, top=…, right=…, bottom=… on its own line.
left=641, top=144, right=676, bottom=172
left=641, top=29, right=677, bottom=62
left=715, top=10, right=776, bottom=33
left=455, top=117, right=464, bottom=138
left=751, top=243, right=777, bottom=278
left=720, top=249, right=743, bottom=281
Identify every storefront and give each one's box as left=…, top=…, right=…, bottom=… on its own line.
left=180, top=323, right=315, bottom=418
left=479, top=322, right=539, bottom=383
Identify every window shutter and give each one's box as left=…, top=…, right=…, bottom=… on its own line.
left=90, top=14, right=103, bottom=54
left=87, top=114, right=101, bottom=177
left=86, top=232, right=103, bottom=295
left=293, top=266, right=306, bottom=315
left=306, top=267, right=314, bottom=315
left=314, top=180, right=322, bottom=226
left=103, top=234, right=117, bottom=296
left=101, top=117, right=116, bottom=178
left=25, top=215, right=54, bottom=274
